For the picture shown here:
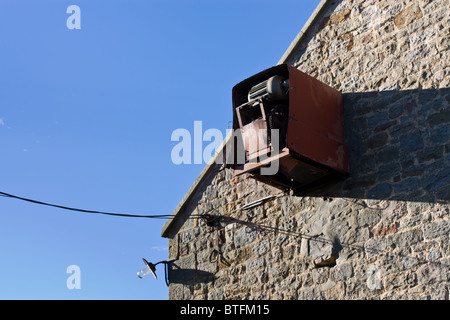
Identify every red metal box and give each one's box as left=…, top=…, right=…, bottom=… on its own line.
left=228, top=64, right=348, bottom=193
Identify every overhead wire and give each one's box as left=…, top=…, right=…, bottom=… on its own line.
left=2, top=190, right=448, bottom=270
left=0, top=188, right=374, bottom=256
left=0, top=191, right=202, bottom=220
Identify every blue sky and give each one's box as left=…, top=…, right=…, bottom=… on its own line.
left=0, top=0, right=321, bottom=299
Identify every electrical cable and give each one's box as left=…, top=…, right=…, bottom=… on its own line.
left=0, top=191, right=202, bottom=220
left=2, top=190, right=448, bottom=270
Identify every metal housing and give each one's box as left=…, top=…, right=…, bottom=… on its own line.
left=228, top=64, right=348, bottom=193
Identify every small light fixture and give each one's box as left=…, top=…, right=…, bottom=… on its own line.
left=137, top=258, right=175, bottom=286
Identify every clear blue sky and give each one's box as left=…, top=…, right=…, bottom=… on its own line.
left=0, top=0, right=321, bottom=299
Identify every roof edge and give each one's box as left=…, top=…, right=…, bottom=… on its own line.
left=161, top=0, right=330, bottom=238
left=277, top=0, right=330, bottom=65
left=161, top=130, right=233, bottom=238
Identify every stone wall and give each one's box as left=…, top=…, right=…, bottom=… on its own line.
left=164, top=0, right=449, bottom=300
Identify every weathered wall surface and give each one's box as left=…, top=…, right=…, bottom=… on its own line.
left=164, top=0, right=449, bottom=299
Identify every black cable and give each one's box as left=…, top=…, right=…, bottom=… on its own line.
left=4, top=190, right=448, bottom=271
left=0, top=191, right=201, bottom=220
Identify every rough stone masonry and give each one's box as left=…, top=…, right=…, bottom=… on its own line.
left=162, top=0, right=449, bottom=300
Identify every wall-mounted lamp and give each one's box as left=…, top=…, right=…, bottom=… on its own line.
left=137, top=258, right=175, bottom=286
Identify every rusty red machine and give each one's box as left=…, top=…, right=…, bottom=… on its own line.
left=227, top=64, right=348, bottom=193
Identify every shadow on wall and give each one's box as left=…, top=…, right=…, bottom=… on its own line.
left=315, top=87, right=450, bottom=204
left=168, top=263, right=215, bottom=285
left=163, top=88, right=449, bottom=295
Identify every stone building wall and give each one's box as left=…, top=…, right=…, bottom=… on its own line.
left=163, top=0, right=449, bottom=300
